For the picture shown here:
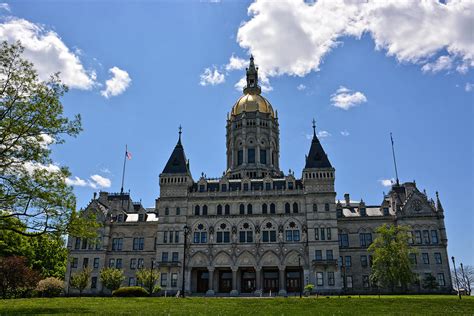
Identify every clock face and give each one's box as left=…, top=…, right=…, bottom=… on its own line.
left=413, top=200, right=422, bottom=212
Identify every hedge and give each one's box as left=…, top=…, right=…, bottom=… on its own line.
left=112, top=286, right=149, bottom=297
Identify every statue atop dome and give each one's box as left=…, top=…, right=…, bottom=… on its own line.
left=243, top=55, right=261, bottom=95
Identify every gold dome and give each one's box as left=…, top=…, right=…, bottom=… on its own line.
left=231, top=93, right=275, bottom=118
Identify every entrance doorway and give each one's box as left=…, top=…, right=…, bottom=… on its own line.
left=219, top=270, right=232, bottom=293
left=241, top=268, right=256, bottom=293
left=263, top=270, right=279, bottom=293
left=196, top=270, right=209, bottom=293
left=286, top=270, right=301, bottom=293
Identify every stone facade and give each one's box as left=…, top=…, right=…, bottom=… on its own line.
left=66, top=57, right=452, bottom=296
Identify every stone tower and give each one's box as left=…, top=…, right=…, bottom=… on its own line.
left=225, top=56, right=281, bottom=179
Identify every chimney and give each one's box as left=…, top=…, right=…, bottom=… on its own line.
left=344, top=193, right=350, bottom=206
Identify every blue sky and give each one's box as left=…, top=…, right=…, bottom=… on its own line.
left=1, top=1, right=472, bottom=266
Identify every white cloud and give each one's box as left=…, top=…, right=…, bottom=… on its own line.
left=465, top=82, right=474, bottom=92
left=331, top=86, right=367, bottom=110
left=297, top=84, right=306, bottom=91
left=379, top=178, right=395, bottom=187
left=100, top=167, right=111, bottom=174
left=89, top=174, right=111, bottom=189
left=234, top=0, right=474, bottom=80
left=65, top=176, right=87, bottom=187
left=23, top=162, right=61, bottom=174
left=421, top=55, right=453, bottom=73
left=317, top=130, right=331, bottom=138
left=225, top=54, right=247, bottom=71
left=0, top=3, right=10, bottom=12
left=0, top=18, right=95, bottom=89
left=100, top=66, right=131, bottom=98
left=199, top=66, right=225, bottom=86
left=340, top=130, right=350, bottom=136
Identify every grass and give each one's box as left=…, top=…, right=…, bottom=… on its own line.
left=1, top=295, right=473, bottom=315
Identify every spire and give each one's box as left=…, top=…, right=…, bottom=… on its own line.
left=436, top=191, right=444, bottom=212
left=243, top=55, right=261, bottom=95
left=162, top=127, right=190, bottom=174
left=305, top=119, right=332, bottom=169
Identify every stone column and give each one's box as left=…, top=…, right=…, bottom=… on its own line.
left=206, top=268, right=215, bottom=296
left=230, top=267, right=239, bottom=296
left=256, top=267, right=262, bottom=291
left=185, top=268, right=192, bottom=293
left=278, top=267, right=287, bottom=296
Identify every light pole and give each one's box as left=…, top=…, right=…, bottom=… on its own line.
left=298, top=254, right=302, bottom=298
left=182, top=225, right=189, bottom=298
left=460, top=263, right=470, bottom=296
left=451, top=256, right=462, bottom=299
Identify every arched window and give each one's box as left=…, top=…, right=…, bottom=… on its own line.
left=216, top=222, right=231, bottom=243
left=262, top=203, right=268, bottom=214
left=194, top=205, right=200, bottom=216
left=202, top=205, right=208, bottom=216
left=247, top=204, right=253, bottom=215
left=225, top=204, right=230, bottom=215
left=217, top=204, right=222, bottom=216
left=240, top=204, right=245, bottom=215
left=293, top=202, right=298, bottom=213
left=262, top=221, right=277, bottom=242
left=270, top=203, right=276, bottom=214
left=239, top=222, right=253, bottom=243
left=193, top=223, right=207, bottom=244
left=285, top=203, right=291, bottom=214
left=285, top=221, right=300, bottom=242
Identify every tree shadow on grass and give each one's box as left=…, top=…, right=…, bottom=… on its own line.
left=2, top=307, right=91, bottom=315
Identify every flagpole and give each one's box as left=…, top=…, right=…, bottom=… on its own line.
left=390, top=133, right=400, bottom=185
left=120, top=144, right=127, bottom=195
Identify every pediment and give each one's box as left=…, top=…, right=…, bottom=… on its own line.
left=400, top=192, right=436, bottom=217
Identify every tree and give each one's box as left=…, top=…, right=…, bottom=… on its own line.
left=100, top=267, right=125, bottom=293
left=0, top=41, right=97, bottom=238
left=452, top=265, right=473, bottom=296
left=136, top=268, right=161, bottom=295
left=35, top=277, right=64, bottom=297
left=368, top=224, right=415, bottom=292
left=69, top=267, right=91, bottom=296
left=0, top=256, right=40, bottom=298
left=422, top=274, right=439, bottom=290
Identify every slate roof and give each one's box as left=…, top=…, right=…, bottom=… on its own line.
left=162, top=137, right=190, bottom=174
left=305, top=133, right=332, bottom=169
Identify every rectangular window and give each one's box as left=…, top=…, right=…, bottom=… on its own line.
left=431, top=230, right=439, bottom=244
left=325, top=203, right=330, bottom=212
left=81, top=238, right=88, bottom=250
left=95, top=237, right=102, bottom=250
left=316, top=272, right=324, bottom=286
left=360, top=208, right=366, bottom=216
left=240, top=231, right=246, bottom=243
left=328, top=272, right=335, bottom=286
left=286, top=230, right=293, bottom=242
left=345, top=256, right=352, bottom=267
left=339, top=234, right=349, bottom=248
left=414, top=230, right=422, bottom=244
left=224, top=232, right=230, bottom=243
left=346, top=276, right=353, bottom=288
left=194, top=232, right=200, bottom=243
left=169, top=231, right=174, bottom=243
left=408, top=231, right=414, bottom=244
left=137, top=258, right=144, bottom=269
left=129, top=277, right=136, bottom=286
left=237, top=150, right=243, bottom=165
left=327, top=228, right=331, bottom=240
left=116, top=258, right=122, bottom=269
left=171, top=273, right=178, bottom=287
left=138, top=213, right=144, bottom=222
left=172, top=252, right=179, bottom=262
left=130, top=258, right=137, bottom=269
left=383, top=207, right=389, bottom=216
left=248, top=148, right=255, bottom=163
left=263, top=231, right=269, bottom=242
left=360, top=255, right=368, bottom=267
left=437, top=273, right=445, bottom=286
left=422, top=253, right=430, bottom=264
left=201, top=232, right=207, bottom=243
left=434, top=252, right=442, bottom=264
left=83, top=258, right=89, bottom=268
left=320, top=228, right=325, bottom=241
left=293, top=230, right=300, bottom=242
left=112, top=238, right=122, bottom=251
left=133, top=238, right=144, bottom=250
left=270, top=231, right=277, bottom=242
left=221, top=184, right=227, bottom=192
left=71, top=258, right=78, bottom=268
left=359, top=233, right=372, bottom=248
left=260, top=149, right=267, bottom=164
left=164, top=231, right=168, bottom=243
left=91, top=276, right=97, bottom=289
left=423, top=230, right=430, bottom=244
left=315, top=250, right=322, bottom=261
left=363, top=275, right=369, bottom=288
left=161, top=273, right=168, bottom=287
left=162, top=252, right=168, bottom=262
left=75, top=237, right=81, bottom=250
left=93, top=258, right=99, bottom=269
left=315, top=229, right=319, bottom=241
left=265, top=183, right=271, bottom=191
left=326, top=250, right=333, bottom=260
left=247, top=231, right=253, bottom=243
left=217, top=232, right=223, bottom=243
left=109, top=258, right=115, bottom=268
left=409, top=253, right=417, bottom=265
left=175, top=231, right=179, bottom=243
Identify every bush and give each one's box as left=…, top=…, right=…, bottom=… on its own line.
left=100, top=268, right=125, bottom=292
left=112, top=286, right=149, bottom=297
left=304, top=284, right=315, bottom=293
left=36, top=277, right=64, bottom=297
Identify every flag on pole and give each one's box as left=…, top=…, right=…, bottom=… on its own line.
left=126, top=150, right=132, bottom=160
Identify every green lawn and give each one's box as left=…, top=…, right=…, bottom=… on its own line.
left=1, top=296, right=473, bottom=315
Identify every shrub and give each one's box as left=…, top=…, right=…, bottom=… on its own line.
left=36, top=277, right=64, bottom=297
left=69, top=267, right=91, bottom=296
left=304, top=284, right=315, bottom=293
left=100, top=268, right=125, bottom=292
left=112, top=286, right=149, bottom=297
left=136, top=268, right=160, bottom=295
left=0, top=256, right=40, bottom=298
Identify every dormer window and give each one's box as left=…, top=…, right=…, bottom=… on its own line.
left=118, top=214, right=124, bottom=222
left=221, top=184, right=227, bottom=192
left=360, top=208, right=367, bottom=216
left=265, top=182, right=271, bottom=191
left=199, top=185, right=205, bottom=192
left=288, top=182, right=294, bottom=190
left=138, top=213, right=144, bottom=222
left=243, top=183, right=249, bottom=191
left=383, top=207, right=389, bottom=216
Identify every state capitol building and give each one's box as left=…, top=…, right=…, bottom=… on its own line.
left=66, top=57, right=452, bottom=296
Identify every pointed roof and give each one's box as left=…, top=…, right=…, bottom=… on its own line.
left=305, top=119, right=332, bottom=169
left=162, top=127, right=190, bottom=174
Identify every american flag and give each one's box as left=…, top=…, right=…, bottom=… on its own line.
left=126, top=150, right=132, bottom=160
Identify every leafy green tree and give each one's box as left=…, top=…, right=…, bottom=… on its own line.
left=100, top=267, right=125, bottom=293
left=368, top=224, right=415, bottom=292
left=70, top=267, right=91, bottom=296
left=0, top=41, right=97, bottom=238
left=136, top=268, right=161, bottom=295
